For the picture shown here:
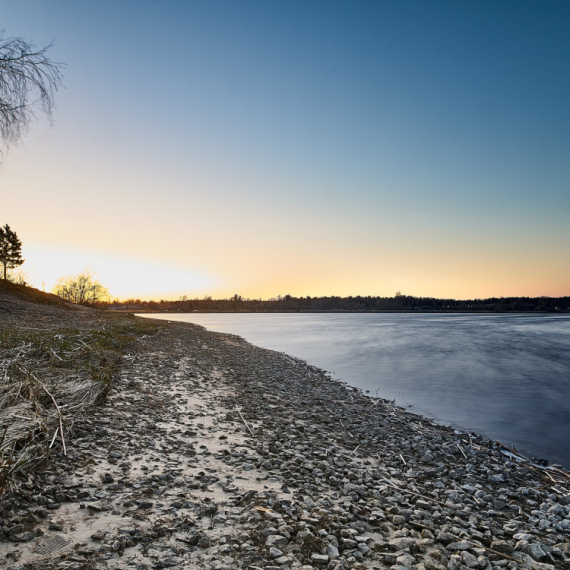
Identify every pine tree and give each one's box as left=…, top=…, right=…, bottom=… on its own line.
left=0, top=224, right=24, bottom=280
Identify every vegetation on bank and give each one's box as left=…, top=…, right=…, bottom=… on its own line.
left=102, top=294, right=570, bottom=313
left=0, top=283, right=158, bottom=495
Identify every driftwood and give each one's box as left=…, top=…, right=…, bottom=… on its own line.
left=457, top=444, right=468, bottom=460
left=379, top=476, right=450, bottom=509
left=235, top=406, right=255, bottom=437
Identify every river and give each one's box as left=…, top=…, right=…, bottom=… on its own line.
left=138, top=312, right=570, bottom=468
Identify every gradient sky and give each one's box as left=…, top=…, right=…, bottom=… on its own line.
left=2, top=1, right=569, bottom=300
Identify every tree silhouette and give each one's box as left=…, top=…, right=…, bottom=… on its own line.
left=52, top=270, right=109, bottom=306
left=0, top=224, right=24, bottom=280
left=0, top=31, right=64, bottom=161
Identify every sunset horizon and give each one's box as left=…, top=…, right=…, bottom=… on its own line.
left=2, top=1, right=569, bottom=303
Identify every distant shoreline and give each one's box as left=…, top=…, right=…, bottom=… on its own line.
left=111, top=308, right=562, bottom=314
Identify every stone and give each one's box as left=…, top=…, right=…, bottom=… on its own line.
left=261, top=527, right=279, bottom=537
left=447, top=554, right=463, bottom=570
left=198, top=535, right=211, bottom=548
left=90, top=530, right=105, bottom=541
left=390, top=537, right=417, bottom=550
left=447, top=541, right=473, bottom=551
left=266, top=535, right=288, bottom=549
left=48, top=523, right=63, bottom=531
left=311, top=553, right=329, bottom=565
left=425, top=558, right=447, bottom=570
left=489, top=474, right=504, bottom=482
left=437, top=533, right=455, bottom=545
left=521, top=542, right=547, bottom=561
left=327, top=544, right=340, bottom=559
left=396, top=553, right=417, bottom=568
left=462, top=551, right=479, bottom=568
left=491, top=540, right=514, bottom=555
left=269, top=547, right=283, bottom=559
left=342, top=538, right=358, bottom=549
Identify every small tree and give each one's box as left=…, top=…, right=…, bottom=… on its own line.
left=0, top=224, right=24, bottom=280
left=52, top=270, right=109, bottom=306
left=0, top=31, right=64, bottom=161
left=7, top=268, right=33, bottom=286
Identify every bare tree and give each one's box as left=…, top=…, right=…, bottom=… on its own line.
left=0, top=31, right=64, bottom=160
left=52, top=271, right=109, bottom=306
left=6, top=267, right=33, bottom=286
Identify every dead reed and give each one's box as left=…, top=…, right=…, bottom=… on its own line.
left=0, top=316, right=158, bottom=495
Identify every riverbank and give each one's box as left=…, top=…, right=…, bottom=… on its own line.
left=1, top=292, right=569, bottom=570
left=136, top=312, right=570, bottom=469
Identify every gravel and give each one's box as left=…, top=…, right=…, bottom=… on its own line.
left=1, top=311, right=569, bottom=570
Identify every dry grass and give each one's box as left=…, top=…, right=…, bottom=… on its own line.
left=299, top=533, right=326, bottom=559
left=0, top=314, right=158, bottom=495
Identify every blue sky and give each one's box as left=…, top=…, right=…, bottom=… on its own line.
left=2, top=1, right=569, bottom=299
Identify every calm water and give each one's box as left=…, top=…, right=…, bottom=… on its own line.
left=140, top=313, right=570, bottom=468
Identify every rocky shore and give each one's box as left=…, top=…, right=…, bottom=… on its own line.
left=1, top=308, right=570, bottom=570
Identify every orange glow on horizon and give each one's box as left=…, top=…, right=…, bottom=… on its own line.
left=19, top=241, right=569, bottom=303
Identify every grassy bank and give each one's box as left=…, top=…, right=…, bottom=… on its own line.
left=0, top=282, right=159, bottom=495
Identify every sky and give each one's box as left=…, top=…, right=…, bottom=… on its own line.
left=1, top=0, right=569, bottom=300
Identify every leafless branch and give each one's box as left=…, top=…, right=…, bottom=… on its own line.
left=0, top=31, right=65, bottom=160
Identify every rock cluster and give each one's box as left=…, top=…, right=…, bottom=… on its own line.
left=1, top=318, right=569, bottom=570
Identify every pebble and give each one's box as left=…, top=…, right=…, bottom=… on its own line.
left=269, top=547, right=283, bottom=559
left=446, top=541, right=473, bottom=551
left=1, top=312, right=570, bottom=570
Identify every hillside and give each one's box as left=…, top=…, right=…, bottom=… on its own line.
left=0, top=280, right=73, bottom=311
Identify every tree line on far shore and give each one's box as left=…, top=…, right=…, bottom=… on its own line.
left=1, top=225, right=568, bottom=312
left=102, top=294, right=570, bottom=313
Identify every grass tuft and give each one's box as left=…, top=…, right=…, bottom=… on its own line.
left=0, top=314, right=159, bottom=495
